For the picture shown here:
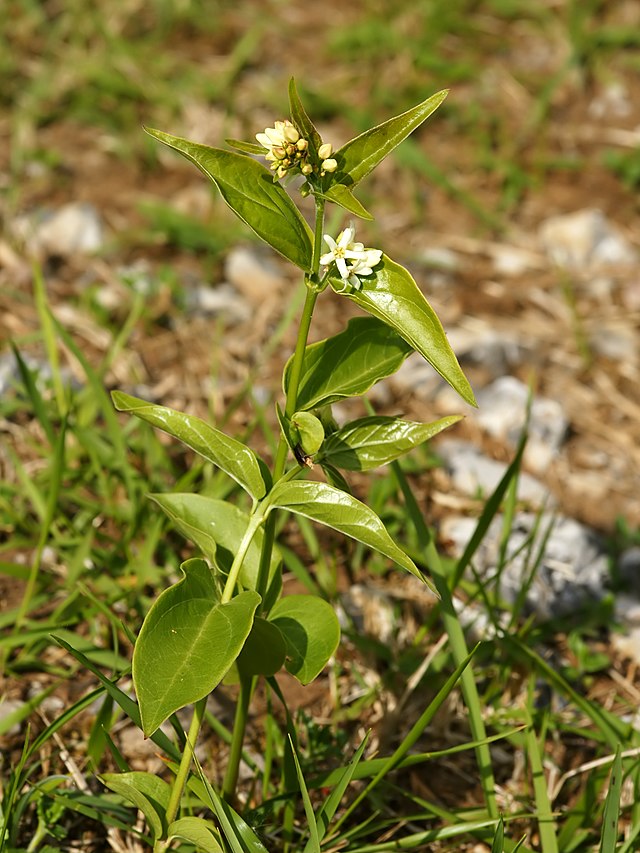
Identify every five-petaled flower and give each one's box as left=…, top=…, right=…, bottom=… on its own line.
left=320, top=225, right=382, bottom=289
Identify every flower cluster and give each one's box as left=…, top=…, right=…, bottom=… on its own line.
left=256, top=120, right=338, bottom=180
left=320, top=224, right=382, bottom=290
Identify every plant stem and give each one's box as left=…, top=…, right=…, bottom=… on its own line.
left=222, top=673, right=253, bottom=802
left=155, top=697, right=207, bottom=852
left=391, top=460, right=499, bottom=820
left=224, top=196, right=326, bottom=805
left=221, top=513, right=264, bottom=604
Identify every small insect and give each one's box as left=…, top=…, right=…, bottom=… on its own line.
left=294, top=444, right=314, bottom=469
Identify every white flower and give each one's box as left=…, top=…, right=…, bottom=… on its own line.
left=256, top=120, right=299, bottom=158
left=320, top=225, right=382, bottom=288
left=320, top=158, right=337, bottom=174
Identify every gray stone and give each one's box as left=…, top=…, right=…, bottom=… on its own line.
left=474, top=376, right=568, bottom=472
left=441, top=512, right=609, bottom=620
left=447, top=325, right=527, bottom=378
left=224, top=246, right=283, bottom=303
left=0, top=698, right=27, bottom=736
left=14, top=202, right=104, bottom=257
left=437, top=439, right=550, bottom=505
left=185, top=282, right=251, bottom=323
left=539, top=209, right=637, bottom=270
left=617, top=547, right=640, bottom=594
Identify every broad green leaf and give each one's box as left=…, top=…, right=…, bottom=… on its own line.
left=269, top=594, right=340, bottom=684
left=101, top=772, right=171, bottom=841
left=112, top=391, right=266, bottom=499
left=288, top=77, right=323, bottom=154
left=334, top=89, right=448, bottom=188
left=330, top=255, right=476, bottom=406
left=133, top=559, right=260, bottom=735
left=284, top=316, right=413, bottom=411
left=315, top=184, right=373, bottom=220
left=266, top=480, right=427, bottom=584
left=145, top=127, right=313, bottom=271
left=188, top=777, right=270, bottom=853
left=236, top=616, right=287, bottom=677
left=291, top=411, right=325, bottom=455
left=149, top=493, right=280, bottom=591
left=168, top=817, right=223, bottom=853
left=319, top=415, right=462, bottom=471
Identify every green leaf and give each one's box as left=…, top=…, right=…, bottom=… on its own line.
left=236, top=616, right=287, bottom=677
left=112, top=391, right=266, bottom=499
left=101, top=772, right=171, bottom=841
left=225, top=138, right=264, bottom=155
left=334, top=89, right=448, bottom=188
left=269, top=595, right=340, bottom=684
left=133, top=559, right=260, bottom=735
left=145, top=127, right=313, bottom=271
left=284, top=316, right=413, bottom=410
left=291, top=411, right=325, bottom=455
left=599, top=746, right=622, bottom=853
left=315, top=184, right=373, bottom=220
left=149, top=493, right=281, bottom=591
left=331, top=255, right=476, bottom=406
left=168, top=817, right=223, bottom=853
left=319, top=415, right=462, bottom=470
left=288, top=78, right=323, bottom=154
left=266, top=480, right=427, bottom=584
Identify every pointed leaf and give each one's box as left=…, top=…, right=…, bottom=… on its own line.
left=112, top=391, right=266, bottom=499
left=315, top=184, right=373, bottom=220
left=225, top=138, right=264, bottom=155
left=330, top=255, right=476, bottom=406
left=284, top=316, right=413, bottom=411
left=188, top=777, right=270, bottom=853
left=101, top=772, right=171, bottom=841
left=319, top=415, right=462, bottom=470
left=145, top=127, right=313, bottom=271
left=266, top=480, right=427, bottom=583
left=288, top=78, right=323, bottom=153
left=133, top=559, right=260, bottom=735
left=334, top=89, right=448, bottom=188
left=269, top=594, right=340, bottom=684
left=168, top=817, right=223, bottom=853
left=236, top=616, right=287, bottom=677
left=149, top=493, right=280, bottom=590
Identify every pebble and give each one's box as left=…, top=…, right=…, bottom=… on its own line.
left=446, top=324, right=527, bottom=378
left=436, top=439, right=550, bottom=506
left=185, top=282, right=251, bottom=323
left=0, top=698, right=27, bottom=736
left=442, top=512, right=609, bottom=620
left=539, top=208, right=637, bottom=270
left=13, top=202, right=104, bottom=257
left=224, top=246, right=284, bottom=303
left=340, top=584, right=396, bottom=645
left=474, top=376, right=568, bottom=472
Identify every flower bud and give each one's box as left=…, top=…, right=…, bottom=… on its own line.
left=300, top=163, right=313, bottom=175
left=321, top=158, right=338, bottom=173
left=296, top=138, right=308, bottom=152
left=318, top=142, right=333, bottom=160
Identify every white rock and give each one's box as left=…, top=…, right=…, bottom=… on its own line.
left=539, top=209, right=636, bottom=270
left=589, top=323, right=638, bottom=362
left=14, top=202, right=104, bottom=257
left=442, top=512, right=609, bottom=620
left=186, top=282, right=251, bottom=323
left=224, top=246, right=283, bottom=303
left=418, top=246, right=462, bottom=272
left=0, top=698, right=27, bottom=736
left=390, top=352, right=444, bottom=401
left=437, top=439, right=550, bottom=505
left=446, top=324, right=526, bottom=378
left=475, top=376, right=568, bottom=472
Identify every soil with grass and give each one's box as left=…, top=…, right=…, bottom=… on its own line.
left=1, top=1, right=640, bottom=850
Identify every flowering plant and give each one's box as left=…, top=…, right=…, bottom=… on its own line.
left=105, top=80, right=476, bottom=851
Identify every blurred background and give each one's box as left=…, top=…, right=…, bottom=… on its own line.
left=2, top=0, right=639, bottom=530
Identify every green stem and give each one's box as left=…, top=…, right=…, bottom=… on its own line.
left=155, top=697, right=207, bottom=852
left=221, top=512, right=264, bottom=604
left=222, top=674, right=253, bottom=802
left=391, top=460, right=499, bottom=820
left=223, top=196, right=326, bottom=806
